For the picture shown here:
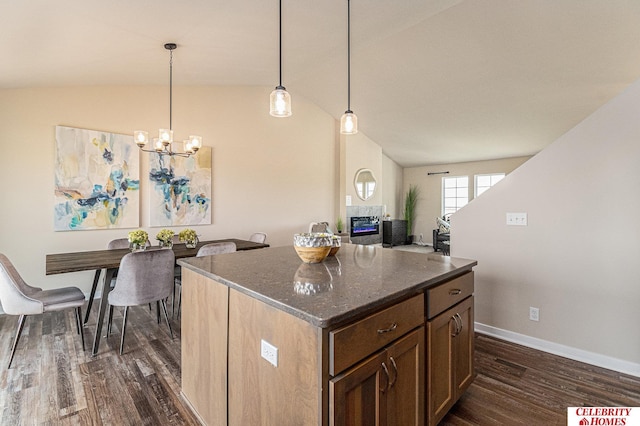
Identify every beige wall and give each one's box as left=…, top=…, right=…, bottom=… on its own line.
left=342, top=132, right=383, bottom=207
left=404, top=157, right=530, bottom=243
left=382, top=154, right=403, bottom=220
left=0, top=86, right=337, bottom=294
left=453, top=78, right=640, bottom=372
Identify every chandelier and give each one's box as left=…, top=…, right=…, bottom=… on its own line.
left=134, top=43, right=202, bottom=157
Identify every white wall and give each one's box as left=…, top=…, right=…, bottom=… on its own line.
left=453, top=78, right=640, bottom=373
left=0, top=86, right=337, bottom=294
left=404, top=157, right=530, bottom=244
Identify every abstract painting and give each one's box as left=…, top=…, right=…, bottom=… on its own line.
left=149, top=147, right=212, bottom=227
left=54, top=126, right=140, bottom=231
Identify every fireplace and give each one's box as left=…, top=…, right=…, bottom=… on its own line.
left=350, top=216, right=380, bottom=238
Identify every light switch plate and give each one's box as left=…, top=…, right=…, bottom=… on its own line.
left=506, top=212, right=527, bottom=226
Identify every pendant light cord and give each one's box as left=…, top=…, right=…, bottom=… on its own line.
left=169, top=48, right=173, bottom=131
left=347, top=0, right=351, bottom=112
left=278, top=0, right=283, bottom=88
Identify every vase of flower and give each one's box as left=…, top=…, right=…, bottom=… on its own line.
left=156, top=229, right=175, bottom=249
left=179, top=228, right=198, bottom=249
left=128, top=229, right=149, bottom=252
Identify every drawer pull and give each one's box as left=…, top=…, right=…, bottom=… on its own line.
left=449, top=288, right=462, bottom=296
left=377, top=323, right=398, bottom=334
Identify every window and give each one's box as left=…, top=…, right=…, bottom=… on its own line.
left=442, top=176, right=468, bottom=215
left=475, top=173, right=505, bottom=197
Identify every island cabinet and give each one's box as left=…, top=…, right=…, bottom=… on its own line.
left=178, top=245, right=477, bottom=426
left=329, top=295, right=424, bottom=426
left=426, top=271, right=475, bottom=426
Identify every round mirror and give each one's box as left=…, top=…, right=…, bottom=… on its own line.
left=354, top=169, right=377, bottom=201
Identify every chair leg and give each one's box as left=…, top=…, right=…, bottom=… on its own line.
left=160, top=300, right=173, bottom=339
left=106, top=305, right=115, bottom=337
left=75, top=307, right=86, bottom=351
left=119, top=306, right=129, bottom=355
left=8, top=315, right=27, bottom=369
left=172, top=284, right=176, bottom=318
left=177, top=289, right=182, bottom=318
left=156, top=301, right=161, bottom=324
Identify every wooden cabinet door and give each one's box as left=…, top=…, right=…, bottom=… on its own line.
left=330, top=350, right=387, bottom=426
left=453, top=296, right=474, bottom=397
left=386, top=327, right=424, bottom=426
left=427, top=304, right=456, bottom=426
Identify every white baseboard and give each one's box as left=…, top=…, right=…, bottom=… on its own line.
left=475, top=322, right=640, bottom=378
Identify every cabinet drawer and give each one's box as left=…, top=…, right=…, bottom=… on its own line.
left=426, top=272, right=474, bottom=319
left=329, top=294, right=424, bottom=376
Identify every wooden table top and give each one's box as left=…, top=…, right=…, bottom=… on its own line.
left=45, top=238, right=269, bottom=275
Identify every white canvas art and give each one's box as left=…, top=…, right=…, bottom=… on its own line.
left=54, top=126, right=140, bottom=231
left=149, top=147, right=212, bottom=226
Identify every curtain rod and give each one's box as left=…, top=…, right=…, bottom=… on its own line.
left=427, top=171, right=449, bottom=176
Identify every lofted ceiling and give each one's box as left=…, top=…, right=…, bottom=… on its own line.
left=3, top=0, right=640, bottom=167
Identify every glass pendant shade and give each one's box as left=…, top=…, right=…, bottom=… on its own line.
left=134, top=130, right=149, bottom=147
left=340, top=110, right=358, bottom=134
left=270, top=86, right=292, bottom=117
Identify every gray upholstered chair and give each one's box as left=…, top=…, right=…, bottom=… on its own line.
left=197, top=242, right=237, bottom=257
left=106, top=249, right=175, bottom=355
left=309, top=222, right=332, bottom=233
left=173, top=242, right=237, bottom=318
left=0, top=253, right=86, bottom=368
left=85, top=237, right=150, bottom=324
left=249, top=232, right=267, bottom=244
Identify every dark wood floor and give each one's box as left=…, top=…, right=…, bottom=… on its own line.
left=0, top=304, right=638, bottom=425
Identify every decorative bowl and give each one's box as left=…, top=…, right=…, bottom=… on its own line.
left=293, top=263, right=333, bottom=295
left=328, top=235, right=341, bottom=256
left=293, top=233, right=332, bottom=263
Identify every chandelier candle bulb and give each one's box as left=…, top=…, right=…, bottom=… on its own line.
left=134, top=130, right=148, bottom=147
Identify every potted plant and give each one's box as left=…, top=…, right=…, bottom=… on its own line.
left=128, top=229, right=148, bottom=252
left=179, top=228, right=199, bottom=248
left=156, top=229, right=175, bottom=248
left=403, top=185, right=420, bottom=244
left=336, top=217, right=344, bottom=234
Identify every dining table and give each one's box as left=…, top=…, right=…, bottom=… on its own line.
left=45, top=238, right=269, bottom=356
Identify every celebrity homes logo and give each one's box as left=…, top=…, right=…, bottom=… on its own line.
left=567, top=407, right=640, bottom=425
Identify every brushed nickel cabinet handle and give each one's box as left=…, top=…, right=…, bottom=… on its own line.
left=450, top=316, right=459, bottom=337
left=449, top=288, right=462, bottom=296
left=455, top=313, right=463, bottom=335
left=380, top=362, right=390, bottom=393
left=377, top=323, right=398, bottom=334
left=389, top=356, right=398, bottom=389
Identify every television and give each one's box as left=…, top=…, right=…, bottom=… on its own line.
left=350, top=216, right=380, bottom=238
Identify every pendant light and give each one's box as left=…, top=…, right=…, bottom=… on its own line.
left=134, top=43, right=202, bottom=157
left=340, top=0, right=358, bottom=134
left=270, top=0, right=292, bottom=117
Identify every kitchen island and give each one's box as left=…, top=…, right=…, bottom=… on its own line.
left=178, top=244, right=477, bottom=426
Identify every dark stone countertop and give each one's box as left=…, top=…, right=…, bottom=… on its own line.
left=178, top=244, right=477, bottom=328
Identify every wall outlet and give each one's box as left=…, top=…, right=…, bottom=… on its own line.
left=506, top=212, right=528, bottom=226
left=260, top=339, right=278, bottom=367
left=529, top=307, right=539, bottom=322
